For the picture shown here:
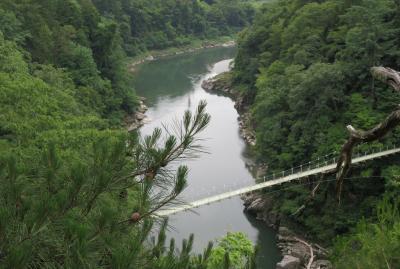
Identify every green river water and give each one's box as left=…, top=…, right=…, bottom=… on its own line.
left=133, top=47, right=281, bottom=268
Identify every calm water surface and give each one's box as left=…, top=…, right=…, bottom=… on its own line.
left=133, top=47, right=280, bottom=268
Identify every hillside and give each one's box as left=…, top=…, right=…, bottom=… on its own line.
left=231, top=0, right=400, bottom=267
left=0, top=1, right=259, bottom=268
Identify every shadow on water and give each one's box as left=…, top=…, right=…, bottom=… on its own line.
left=243, top=212, right=282, bottom=268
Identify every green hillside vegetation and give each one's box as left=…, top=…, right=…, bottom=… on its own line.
left=232, top=0, right=400, bottom=266
left=0, top=37, right=256, bottom=266
left=3, top=0, right=400, bottom=266
left=0, top=0, right=255, bottom=122
left=0, top=0, right=258, bottom=268
left=0, top=32, right=117, bottom=162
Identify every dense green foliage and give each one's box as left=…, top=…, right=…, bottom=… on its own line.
left=0, top=31, right=117, bottom=164
left=232, top=0, right=400, bottom=265
left=0, top=99, right=194, bottom=268
left=208, top=232, right=256, bottom=269
left=0, top=0, right=259, bottom=268
left=1, top=0, right=137, bottom=119
left=333, top=196, right=400, bottom=268
left=0, top=0, right=255, bottom=123
left=1, top=100, right=256, bottom=268
left=235, top=0, right=400, bottom=167
left=93, top=0, right=255, bottom=53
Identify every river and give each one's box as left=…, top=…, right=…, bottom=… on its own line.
left=133, top=47, right=280, bottom=268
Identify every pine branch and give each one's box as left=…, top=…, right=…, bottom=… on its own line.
left=114, top=101, right=210, bottom=189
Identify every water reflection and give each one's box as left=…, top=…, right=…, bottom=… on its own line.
left=133, top=47, right=236, bottom=104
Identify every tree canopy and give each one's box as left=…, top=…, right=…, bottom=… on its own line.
left=232, top=0, right=400, bottom=266
left=0, top=0, right=258, bottom=268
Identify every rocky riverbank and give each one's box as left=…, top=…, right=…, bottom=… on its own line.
left=242, top=193, right=332, bottom=269
left=128, top=40, right=236, bottom=73
left=202, top=73, right=333, bottom=269
left=127, top=42, right=236, bottom=129
left=125, top=97, right=149, bottom=132
left=201, top=72, right=256, bottom=146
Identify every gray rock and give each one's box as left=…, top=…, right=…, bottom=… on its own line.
left=201, top=79, right=216, bottom=92
left=290, top=242, right=310, bottom=264
left=128, top=121, right=142, bottom=132
left=311, top=260, right=333, bottom=269
left=136, top=112, right=146, bottom=121
left=247, top=198, right=265, bottom=212
left=278, top=227, right=293, bottom=237
left=276, top=255, right=300, bottom=269
left=138, top=104, right=148, bottom=113
left=255, top=163, right=268, bottom=178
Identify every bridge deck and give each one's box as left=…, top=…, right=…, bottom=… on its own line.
left=157, top=148, right=400, bottom=216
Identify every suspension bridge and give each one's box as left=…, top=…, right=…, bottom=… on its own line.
left=157, top=145, right=400, bottom=216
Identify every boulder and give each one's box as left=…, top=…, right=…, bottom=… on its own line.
left=136, top=112, right=146, bottom=121
left=278, top=227, right=293, bottom=237
left=201, top=78, right=216, bottom=92
left=255, top=163, right=268, bottom=178
left=127, top=121, right=142, bottom=132
left=311, top=260, right=333, bottom=269
left=276, top=255, right=300, bottom=269
left=290, top=242, right=310, bottom=264
left=137, top=104, right=148, bottom=113
left=242, top=193, right=259, bottom=207
left=234, top=95, right=247, bottom=111
left=246, top=198, right=265, bottom=212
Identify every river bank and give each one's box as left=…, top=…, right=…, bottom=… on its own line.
left=201, top=71, right=256, bottom=146
left=126, top=40, right=236, bottom=131
left=125, top=97, right=149, bottom=132
left=201, top=73, right=333, bottom=269
left=242, top=193, right=332, bottom=269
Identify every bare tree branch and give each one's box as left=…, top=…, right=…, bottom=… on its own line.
left=293, top=237, right=315, bottom=269
left=336, top=67, right=400, bottom=202
left=291, top=173, right=328, bottom=217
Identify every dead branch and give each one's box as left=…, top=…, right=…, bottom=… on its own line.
left=294, top=237, right=315, bottom=269
left=336, top=67, right=400, bottom=202
left=291, top=172, right=332, bottom=217
left=314, top=243, right=329, bottom=256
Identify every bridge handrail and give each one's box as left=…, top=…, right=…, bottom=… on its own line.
left=158, top=145, right=400, bottom=216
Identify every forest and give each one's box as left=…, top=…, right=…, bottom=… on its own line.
left=1, top=0, right=400, bottom=268
left=0, top=0, right=257, bottom=268
left=232, top=0, right=400, bottom=267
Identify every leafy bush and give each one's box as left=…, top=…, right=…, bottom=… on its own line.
left=333, top=197, right=400, bottom=268
left=208, top=232, right=256, bottom=269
